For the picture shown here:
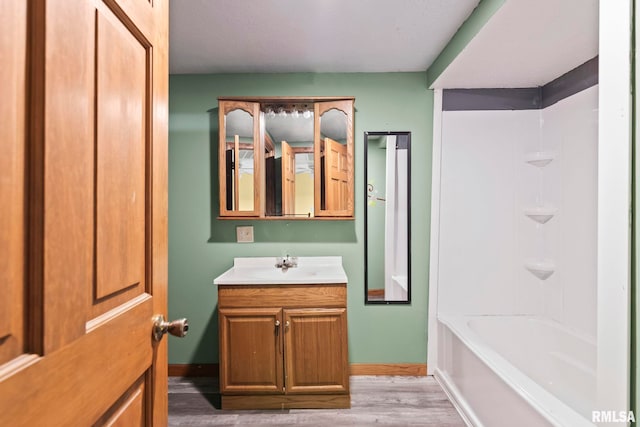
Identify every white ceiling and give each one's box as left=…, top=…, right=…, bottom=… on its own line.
left=431, top=0, right=599, bottom=88
left=170, top=0, right=599, bottom=89
left=169, top=0, right=480, bottom=74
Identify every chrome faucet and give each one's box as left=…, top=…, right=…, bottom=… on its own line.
left=275, top=254, right=298, bottom=271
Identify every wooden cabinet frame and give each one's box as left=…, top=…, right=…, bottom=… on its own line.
left=218, top=96, right=355, bottom=219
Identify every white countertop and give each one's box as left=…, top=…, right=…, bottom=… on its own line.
left=213, top=256, right=348, bottom=285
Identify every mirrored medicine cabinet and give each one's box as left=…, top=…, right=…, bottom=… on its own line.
left=218, top=97, right=355, bottom=219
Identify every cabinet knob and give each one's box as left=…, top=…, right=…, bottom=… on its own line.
left=285, top=321, right=290, bottom=328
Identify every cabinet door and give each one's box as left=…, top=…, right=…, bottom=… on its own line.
left=284, top=308, right=349, bottom=394
left=314, top=100, right=354, bottom=217
left=219, top=308, right=283, bottom=394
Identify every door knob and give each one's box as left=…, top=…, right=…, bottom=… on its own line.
left=152, top=315, right=188, bottom=341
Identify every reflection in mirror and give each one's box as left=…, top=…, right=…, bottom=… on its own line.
left=263, top=104, right=315, bottom=217
left=294, top=151, right=314, bottom=215
left=225, top=109, right=255, bottom=211
left=320, top=109, right=348, bottom=211
left=365, top=132, right=411, bottom=304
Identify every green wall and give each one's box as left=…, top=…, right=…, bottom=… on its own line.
left=168, top=73, right=433, bottom=364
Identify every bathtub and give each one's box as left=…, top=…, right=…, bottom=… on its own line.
left=435, top=315, right=596, bottom=427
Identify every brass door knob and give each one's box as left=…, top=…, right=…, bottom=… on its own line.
left=152, top=315, right=188, bottom=341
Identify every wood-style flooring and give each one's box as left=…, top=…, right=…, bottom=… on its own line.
left=168, top=376, right=465, bottom=426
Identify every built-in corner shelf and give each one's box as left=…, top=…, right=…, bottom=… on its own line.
left=525, top=260, right=555, bottom=280
left=524, top=207, right=557, bottom=224
left=524, top=151, right=555, bottom=168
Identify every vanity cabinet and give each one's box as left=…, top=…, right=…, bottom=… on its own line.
left=217, top=283, right=350, bottom=409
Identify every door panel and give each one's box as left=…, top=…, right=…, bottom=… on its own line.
left=0, top=0, right=27, bottom=365
left=0, top=297, right=152, bottom=426
left=96, top=376, right=145, bottom=426
left=40, top=0, right=96, bottom=353
left=219, top=308, right=284, bottom=394
left=324, top=138, right=348, bottom=211
left=0, top=0, right=169, bottom=425
left=95, top=7, right=147, bottom=301
left=103, top=0, right=154, bottom=39
left=284, top=308, right=349, bottom=394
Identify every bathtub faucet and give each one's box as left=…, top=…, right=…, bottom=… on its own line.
left=276, top=254, right=298, bottom=271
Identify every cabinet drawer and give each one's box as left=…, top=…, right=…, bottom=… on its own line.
left=218, top=284, right=346, bottom=308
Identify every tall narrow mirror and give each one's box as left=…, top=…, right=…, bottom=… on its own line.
left=364, top=132, right=411, bottom=304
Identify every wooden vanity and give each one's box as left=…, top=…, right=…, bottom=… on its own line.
left=215, top=257, right=350, bottom=409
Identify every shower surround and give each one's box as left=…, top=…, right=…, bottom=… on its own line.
left=431, top=85, right=600, bottom=426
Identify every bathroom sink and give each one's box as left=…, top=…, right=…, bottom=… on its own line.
left=213, top=256, right=348, bottom=285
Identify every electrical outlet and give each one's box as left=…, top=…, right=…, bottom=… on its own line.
left=236, top=226, right=254, bottom=243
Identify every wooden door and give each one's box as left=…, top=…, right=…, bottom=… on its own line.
left=219, top=308, right=284, bottom=394
left=323, top=138, right=349, bottom=211
left=0, top=0, right=169, bottom=425
left=281, top=141, right=296, bottom=216
left=284, top=308, right=349, bottom=394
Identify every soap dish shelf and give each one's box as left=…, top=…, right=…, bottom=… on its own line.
left=525, top=151, right=555, bottom=168
left=525, top=260, right=555, bottom=280
left=524, top=207, right=557, bottom=224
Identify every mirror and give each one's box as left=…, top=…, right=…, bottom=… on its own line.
left=315, top=100, right=354, bottom=217
left=225, top=109, right=255, bottom=211
left=218, top=97, right=354, bottom=219
left=319, top=108, right=348, bottom=212
left=364, top=132, right=411, bottom=304
left=263, top=103, right=315, bottom=217
left=218, top=101, right=260, bottom=217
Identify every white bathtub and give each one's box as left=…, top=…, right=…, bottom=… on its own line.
left=436, top=315, right=596, bottom=427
